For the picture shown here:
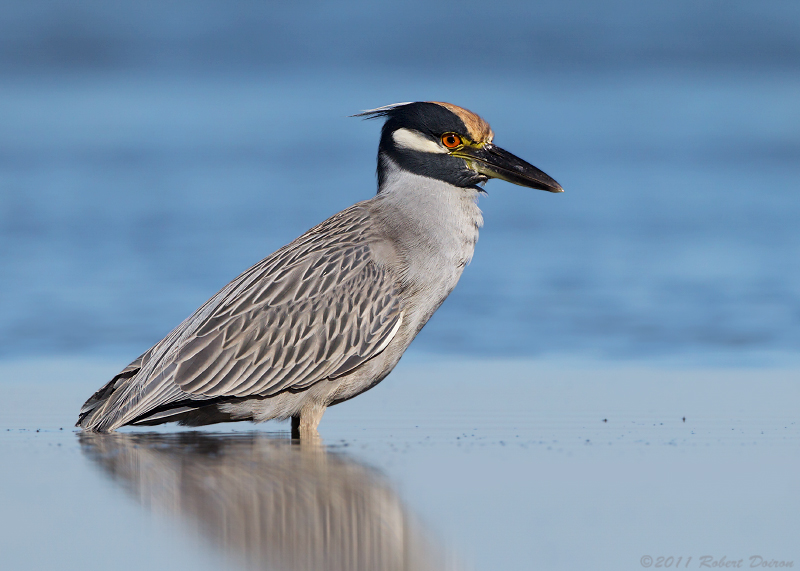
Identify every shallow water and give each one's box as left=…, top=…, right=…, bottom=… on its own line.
left=2, top=358, right=798, bottom=570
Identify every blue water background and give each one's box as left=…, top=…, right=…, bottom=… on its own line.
left=1, top=1, right=799, bottom=363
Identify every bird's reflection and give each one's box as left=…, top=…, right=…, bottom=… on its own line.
left=79, top=431, right=458, bottom=571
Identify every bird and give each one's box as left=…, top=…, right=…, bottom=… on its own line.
left=77, top=101, right=563, bottom=436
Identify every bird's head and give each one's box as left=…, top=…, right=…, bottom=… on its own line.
left=356, top=101, right=563, bottom=193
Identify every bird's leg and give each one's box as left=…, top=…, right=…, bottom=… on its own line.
left=291, top=403, right=325, bottom=440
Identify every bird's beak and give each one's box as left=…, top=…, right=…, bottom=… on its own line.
left=454, top=143, right=564, bottom=193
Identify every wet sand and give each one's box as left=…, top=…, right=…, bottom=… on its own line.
left=1, top=356, right=798, bottom=570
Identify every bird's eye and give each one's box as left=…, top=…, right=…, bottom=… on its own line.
left=441, top=133, right=462, bottom=149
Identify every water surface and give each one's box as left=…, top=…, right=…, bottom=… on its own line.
left=2, top=358, right=798, bottom=570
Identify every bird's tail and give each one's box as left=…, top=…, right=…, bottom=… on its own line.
left=76, top=357, right=143, bottom=432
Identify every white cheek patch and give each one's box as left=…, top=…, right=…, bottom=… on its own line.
left=392, top=128, right=448, bottom=154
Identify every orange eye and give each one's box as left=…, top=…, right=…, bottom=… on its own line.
left=441, top=133, right=462, bottom=149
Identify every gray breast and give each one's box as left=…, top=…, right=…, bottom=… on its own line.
left=370, top=162, right=484, bottom=335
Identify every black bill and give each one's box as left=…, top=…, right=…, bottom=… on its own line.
left=455, top=143, right=564, bottom=193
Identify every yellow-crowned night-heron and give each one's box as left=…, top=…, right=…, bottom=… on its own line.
left=77, top=101, right=563, bottom=436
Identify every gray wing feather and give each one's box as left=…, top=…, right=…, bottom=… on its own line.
left=88, top=204, right=402, bottom=431
left=175, top=259, right=400, bottom=397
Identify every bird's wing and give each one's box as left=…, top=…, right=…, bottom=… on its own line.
left=93, top=204, right=402, bottom=429
left=172, top=241, right=402, bottom=398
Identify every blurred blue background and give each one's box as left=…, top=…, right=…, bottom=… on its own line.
left=1, top=0, right=798, bottom=363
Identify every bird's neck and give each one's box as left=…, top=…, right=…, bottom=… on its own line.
left=374, top=156, right=484, bottom=275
